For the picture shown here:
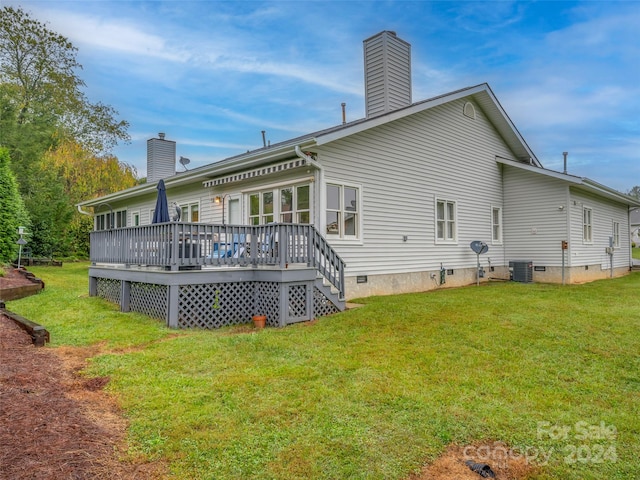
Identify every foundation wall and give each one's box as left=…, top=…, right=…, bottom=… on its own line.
left=344, top=265, right=631, bottom=299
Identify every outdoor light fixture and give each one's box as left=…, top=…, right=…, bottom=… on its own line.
left=16, top=226, right=27, bottom=269
left=214, top=194, right=231, bottom=225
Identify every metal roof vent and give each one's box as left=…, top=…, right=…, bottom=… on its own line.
left=463, top=102, right=476, bottom=119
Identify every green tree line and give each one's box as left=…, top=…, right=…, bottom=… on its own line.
left=0, top=6, right=138, bottom=262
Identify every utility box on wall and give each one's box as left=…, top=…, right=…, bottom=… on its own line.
left=509, top=261, right=533, bottom=283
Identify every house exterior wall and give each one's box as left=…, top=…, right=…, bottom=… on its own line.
left=315, top=97, right=515, bottom=294
left=502, top=165, right=569, bottom=266
left=568, top=188, right=630, bottom=270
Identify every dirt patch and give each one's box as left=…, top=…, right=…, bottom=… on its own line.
left=0, top=315, right=167, bottom=479
left=409, top=441, right=540, bottom=479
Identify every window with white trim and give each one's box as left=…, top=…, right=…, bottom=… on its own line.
left=583, top=207, right=592, bottom=243
left=180, top=202, right=200, bottom=222
left=436, top=199, right=457, bottom=242
left=612, top=221, right=620, bottom=248
left=249, top=183, right=311, bottom=225
left=132, top=211, right=140, bottom=226
left=95, top=209, right=126, bottom=230
left=491, top=206, right=502, bottom=243
left=326, top=183, right=359, bottom=238
left=280, top=185, right=310, bottom=223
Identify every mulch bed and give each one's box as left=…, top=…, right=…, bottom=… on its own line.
left=0, top=266, right=166, bottom=479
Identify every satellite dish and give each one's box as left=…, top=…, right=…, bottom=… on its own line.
left=470, top=240, right=489, bottom=254
left=179, top=156, right=190, bottom=171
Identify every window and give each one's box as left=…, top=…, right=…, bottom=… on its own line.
left=491, top=206, right=502, bottom=243
left=249, top=191, right=274, bottom=224
left=280, top=185, right=310, bottom=223
left=116, top=210, right=127, bottom=228
left=180, top=202, right=199, bottom=222
left=583, top=207, right=592, bottom=243
left=326, top=183, right=359, bottom=238
left=436, top=199, right=456, bottom=242
left=95, top=209, right=126, bottom=230
left=132, top=211, right=140, bottom=226
left=249, top=183, right=311, bottom=225
left=613, top=221, right=620, bottom=248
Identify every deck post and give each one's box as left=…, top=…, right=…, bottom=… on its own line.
left=306, top=281, right=314, bottom=321
left=278, top=283, right=287, bottom=327
left=278, top=225, right=287, bottom=269
left=121, top=280, right=131, bottom=312
left=89, top=276, right=97, bottom=297
left=167, top=284, right=179, bottom=328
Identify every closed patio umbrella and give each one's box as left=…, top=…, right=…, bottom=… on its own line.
left=152, top=179, right=170, bottom=223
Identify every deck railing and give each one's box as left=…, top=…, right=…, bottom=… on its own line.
left=90, top=222, right=346, bottom=299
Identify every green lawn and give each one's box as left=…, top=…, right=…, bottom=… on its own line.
left=632, top=247, right=640, bottom=260
left=7, top=263, right=640, bottom=479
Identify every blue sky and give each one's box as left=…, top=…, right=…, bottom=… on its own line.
left=9, top=0, right=640, bottom=192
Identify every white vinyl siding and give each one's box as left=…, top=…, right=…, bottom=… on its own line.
left=569, top=188, right=631, bottom=268
left=316, top=98, right=508, bottom=274
left=502, top=166, right=568, bottom=265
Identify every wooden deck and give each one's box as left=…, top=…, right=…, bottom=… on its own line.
left=89, top=223, right=346, bottom=328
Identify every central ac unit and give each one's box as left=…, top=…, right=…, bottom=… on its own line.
left=509, top=261, right=533, bottom=283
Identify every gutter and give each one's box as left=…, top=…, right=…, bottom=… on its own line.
left=77, top=205, right=92, bottom=216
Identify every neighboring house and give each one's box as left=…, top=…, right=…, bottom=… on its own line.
left=630, top=209, right=640, bottom=246
left=78, top=31, right=640, bottom=328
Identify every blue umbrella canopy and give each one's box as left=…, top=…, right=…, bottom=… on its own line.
left=152, top=179, right=170, bottom=223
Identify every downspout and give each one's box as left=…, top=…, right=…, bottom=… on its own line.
left=294, top=145, right=321, bottom=171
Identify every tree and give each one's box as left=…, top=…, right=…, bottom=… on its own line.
left=44, top=139, right=139, bottom=256
left=0, top=6, right=130, bottom=153
left=0, top=147, right=29, bottom=263
left=627, top=186, right=640, bottom=199
left=0, top=6, right=132, bottom=257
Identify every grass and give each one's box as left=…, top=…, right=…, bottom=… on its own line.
left=7, top=263, right=640, bottom=479
left=632, top=247, right=640, bottom=260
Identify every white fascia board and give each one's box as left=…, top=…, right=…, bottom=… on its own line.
left=314, top=84, right=490, bottom=146
left=578, top=179, right=640, bottom=207
left=496, top=156, right=583, bottom=184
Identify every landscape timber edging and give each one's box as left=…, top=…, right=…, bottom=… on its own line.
left=0, top=302, right=50, bottom=347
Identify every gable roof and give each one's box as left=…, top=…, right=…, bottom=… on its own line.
left=78, top=83, right=541, bottom=208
